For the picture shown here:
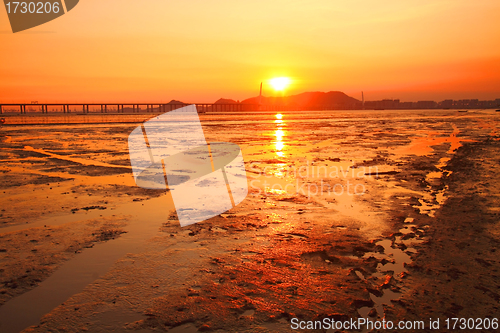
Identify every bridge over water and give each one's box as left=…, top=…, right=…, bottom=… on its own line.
left=0, top=102, right=288, bottom=114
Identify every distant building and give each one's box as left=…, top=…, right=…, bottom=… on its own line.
left=365, top=99, right=400, bottom=109
left=339, top=96, right=500, bottom=110
left=416, top=101, right=437, bottom=109
left=440, top=99, right=453, bottom=108
left=400, top=102, right=413, bottom=109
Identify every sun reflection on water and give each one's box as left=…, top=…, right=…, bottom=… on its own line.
left=274, top=114, right=286, bottom=157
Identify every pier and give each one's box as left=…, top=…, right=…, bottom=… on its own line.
left=0, top=102, right=277, bottom=114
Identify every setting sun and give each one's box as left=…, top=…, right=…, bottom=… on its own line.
left=269, top=77, right=291, bottom=91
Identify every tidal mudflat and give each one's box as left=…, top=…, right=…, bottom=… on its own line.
left=0, top=110, right=499, bottom=332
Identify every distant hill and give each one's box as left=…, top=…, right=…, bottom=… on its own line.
left=165, top=91, right=359, bottom=111
left=240, top=91, right=360, bottom=109
left=166, top=100, right=186, bottom=104
left=214, top=98, right=238, bottom=104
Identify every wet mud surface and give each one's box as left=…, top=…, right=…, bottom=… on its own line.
left=396, top=140, right=500, bottom=322
left=0, top=216, right=128, bottom=306
left=0, top=110, right=499, bottom=332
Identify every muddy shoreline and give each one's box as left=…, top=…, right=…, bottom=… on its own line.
left=0, top=110, right=499, bottom=332
left=394, top=140, right=500, bottom=325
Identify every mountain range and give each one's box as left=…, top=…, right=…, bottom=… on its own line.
left=212, top=91, right=360, bottom=108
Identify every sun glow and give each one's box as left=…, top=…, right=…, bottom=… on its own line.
left=269, top=77, right=291, bottom=91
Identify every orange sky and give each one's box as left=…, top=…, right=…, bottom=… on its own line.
left=1, top=0, right=499, bottom=103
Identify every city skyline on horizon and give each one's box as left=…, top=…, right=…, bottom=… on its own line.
left=1, top=89, right=499, bottom=105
